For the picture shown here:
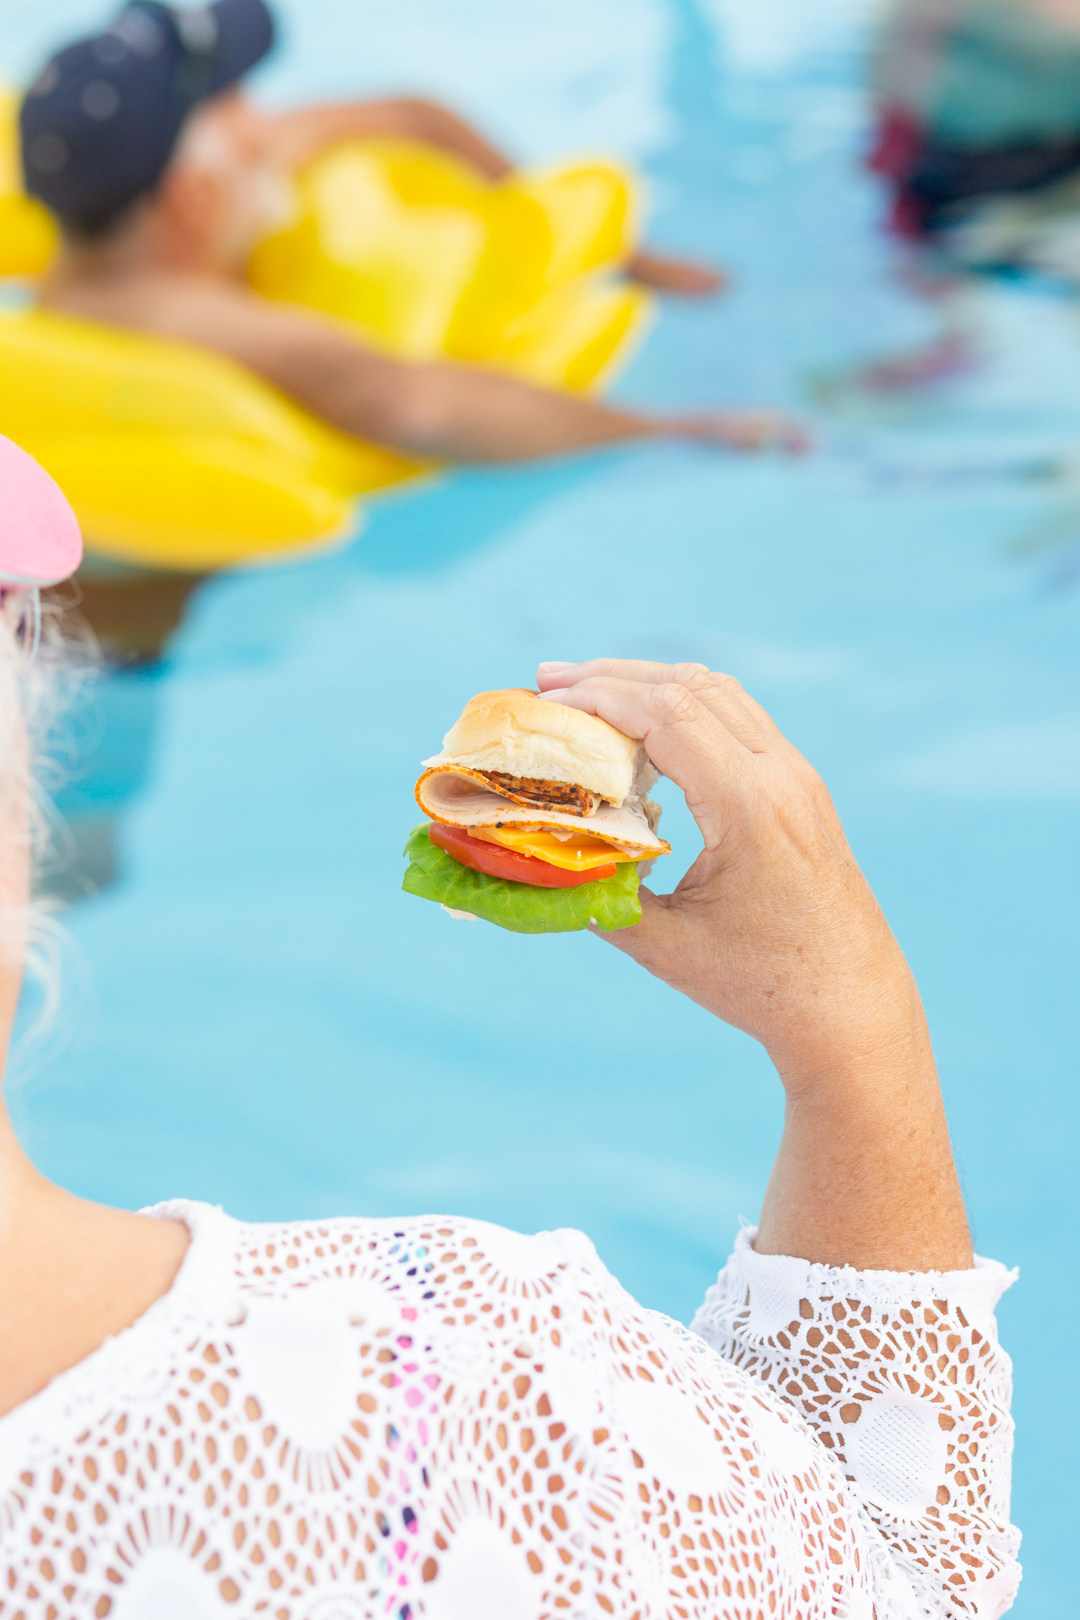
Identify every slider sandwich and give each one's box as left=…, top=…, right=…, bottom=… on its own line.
left=404, top=688, right=670, bottom=933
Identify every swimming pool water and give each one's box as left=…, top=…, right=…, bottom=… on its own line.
left=5, top=1, right=1079, bottom=1611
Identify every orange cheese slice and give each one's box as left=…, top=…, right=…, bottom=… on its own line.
left=470, top=825, right=637, bottom=872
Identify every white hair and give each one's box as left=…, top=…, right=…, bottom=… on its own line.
left=0, top=594, right=98, bottom=1044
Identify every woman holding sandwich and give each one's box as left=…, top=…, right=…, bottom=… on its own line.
left=0, top=441, right=1019, bottom=1616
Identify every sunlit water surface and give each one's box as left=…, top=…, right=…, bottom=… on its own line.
left=2, top=1, right=1078, bottom=1611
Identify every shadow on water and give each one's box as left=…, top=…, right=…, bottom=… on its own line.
left=45, top=660, right=170, bottom=904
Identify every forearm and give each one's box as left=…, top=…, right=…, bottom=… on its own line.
left=534, top=661, right=970, bottom=1278
left=339, top=362, right=658, bottom=460
left=269, top=98, right=514, bottom=178
left=392, top=100, right=513, bottom=178
left=228, top=307, right=800, bottom=461
left=756, top=963, right=972, bottom=1271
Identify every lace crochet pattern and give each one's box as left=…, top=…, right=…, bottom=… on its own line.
left=691, top=1228, right=1021, bottom=1619
left=0, top=1203, right=1020, bottom=1619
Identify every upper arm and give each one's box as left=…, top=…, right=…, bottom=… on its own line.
left=264, top=97, right=513, bottom=181
left=692, top=1235, right=1022, bottom=1617
left=66, top=275, right=623, bottom=461
left=266, top=100, right=444, bottom=168
left=139, top=282, right=426, bottom=446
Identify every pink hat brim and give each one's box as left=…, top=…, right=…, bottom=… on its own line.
left=0, top=435, right=83, bottom=588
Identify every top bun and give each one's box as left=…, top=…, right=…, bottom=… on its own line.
left=424, top=688, right=656, bottom=808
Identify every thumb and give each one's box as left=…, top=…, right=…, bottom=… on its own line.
left=591, top=885, right=687, bottom=973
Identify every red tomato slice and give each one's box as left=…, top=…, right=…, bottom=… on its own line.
left=429, top=822, right=617, bottom=888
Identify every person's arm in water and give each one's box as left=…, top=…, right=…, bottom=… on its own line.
left=87, top=277, right=799, bottom=459
left=534, top=658, right=971, bottom=1271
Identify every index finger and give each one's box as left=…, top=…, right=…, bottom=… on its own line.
left=539, top=657, right=697, bottom=687
left=537, top=658, right=793, bottom=757
left=536, top=675, right=758, bottom=847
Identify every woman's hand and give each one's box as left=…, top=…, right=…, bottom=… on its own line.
left=537, top=658, right=906, bottom=1085
left=536, top=659, right=972, bottom=1270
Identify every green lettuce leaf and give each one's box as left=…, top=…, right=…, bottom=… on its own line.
left=402, top=823, right=642, bottom=934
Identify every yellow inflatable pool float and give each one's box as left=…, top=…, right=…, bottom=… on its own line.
left=248, top=139, right=645, bottom=390
left=0, top=99, right=650, bottom=571
left=0, top=91, right=57, bottom=274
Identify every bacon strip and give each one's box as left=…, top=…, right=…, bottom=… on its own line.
left=475, top=770, right=603, bottom=817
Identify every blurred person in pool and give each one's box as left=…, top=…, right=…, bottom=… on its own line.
left=816, top=0, right=1080, bottom=402
left=0, top=437, right=1021, bottom=1617
left=872, top=0, right=1080, bottom=280
left=18, top=0, right=801, bottom=473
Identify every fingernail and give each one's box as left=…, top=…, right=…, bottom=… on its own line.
left=536, top=687, right=570, bottom=701
left=537, top=661, right=575, bottom=673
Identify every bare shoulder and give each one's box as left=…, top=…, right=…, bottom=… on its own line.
left=0, top=1193, right=190, bottom=1417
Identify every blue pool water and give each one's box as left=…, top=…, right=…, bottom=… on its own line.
left=5, top=0, right=1079, bottom=1610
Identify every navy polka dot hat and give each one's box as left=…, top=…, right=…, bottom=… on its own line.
left=20, top=0, right=275, bottom=232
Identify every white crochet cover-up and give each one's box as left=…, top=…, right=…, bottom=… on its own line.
left=0, top=1201, right=1020, bottom=1620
